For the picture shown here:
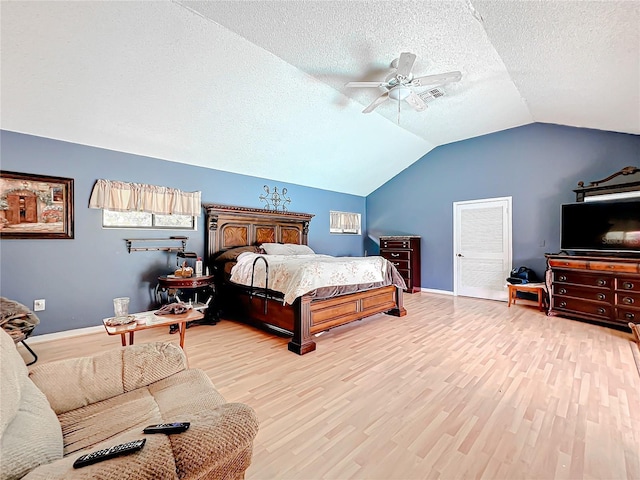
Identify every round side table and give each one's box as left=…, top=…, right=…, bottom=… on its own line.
left=155, top=275, right=217, bottom=324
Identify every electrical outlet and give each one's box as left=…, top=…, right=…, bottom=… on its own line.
left=34, top=299, right=45, bottom=311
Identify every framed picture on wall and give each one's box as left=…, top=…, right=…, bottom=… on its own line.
left=0, top=171, right=74, bottom=239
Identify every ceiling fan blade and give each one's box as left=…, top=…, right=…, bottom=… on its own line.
left=345, top=81, right=388, bottom=88
left=395, top=52, right=416, bottom=79
left=362, top=91, right=389, bottom=113
left=405, top=90, right=427, bottom=112
left=410, top=71, right=462, bottom=87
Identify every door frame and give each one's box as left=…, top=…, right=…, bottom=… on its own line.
left=453, top=196, right=513, bottom=300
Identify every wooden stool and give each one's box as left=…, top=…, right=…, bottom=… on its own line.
left=507, top=282, right=546, bottom=312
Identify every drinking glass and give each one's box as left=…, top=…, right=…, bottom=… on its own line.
left=113, top=297, right=130, bottom=319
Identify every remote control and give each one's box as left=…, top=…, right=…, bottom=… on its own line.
left=143, top=422, right=190, bottom=434
left=73, top=439, right=146, bottom=469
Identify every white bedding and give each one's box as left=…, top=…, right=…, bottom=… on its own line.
left=230, top=253, right=389, bottom=305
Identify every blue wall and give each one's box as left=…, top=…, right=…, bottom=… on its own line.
left=367, top=123, right=640, bottom=292
left=0, top=130, right=365, bottom=334
left=4, top=124, right=639, bottom=334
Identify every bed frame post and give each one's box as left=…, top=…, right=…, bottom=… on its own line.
left=388, top=286, right=407, bottom=317
left=288, top=296, right=316, bottom=355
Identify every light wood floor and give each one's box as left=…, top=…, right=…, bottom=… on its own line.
left=19, top=293, right=640, bottom=479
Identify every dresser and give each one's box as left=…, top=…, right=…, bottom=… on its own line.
left=379, top=236, right=421, bottom=293
left=546, top=254, right=640, bottom=329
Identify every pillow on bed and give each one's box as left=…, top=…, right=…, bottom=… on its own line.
left=261, top=243, right=315, bottom=255
left=214, top=245, right=261, bottom=262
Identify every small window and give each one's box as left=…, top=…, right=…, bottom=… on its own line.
left=103, top=210, right=195, bottom=230
left=330, top=210, right=361, bottom=235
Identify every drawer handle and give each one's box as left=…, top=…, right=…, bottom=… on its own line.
left=623, top=282, right=634, bottom=290
left=597, top=307, right=606, bottom=315
left=625, top=312, right=635, bottom=320
left=559, top=301, right=567, bottom=308
left=597, top=293, right=606, bottom=301
left=623, top=297, right=635, bottom=305
left=558, top=275, right=567, bottom=282
left=559, top=288, right=567, bottom=295
left=393, top=262, right=400, bottom=266
left=391, top=253, right=400, bottom=257
left=597, top=279, right=606, bottom=287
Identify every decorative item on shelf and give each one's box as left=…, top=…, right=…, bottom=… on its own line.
left=259, top=185, right=291, bottom=212
left=174, top=261, right=194, bottom=278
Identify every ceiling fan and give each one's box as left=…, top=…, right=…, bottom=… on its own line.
left=345, top=52, right=462, bottom=114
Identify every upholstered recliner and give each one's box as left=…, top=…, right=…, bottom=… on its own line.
left=0, top=329, right=259, bottom=479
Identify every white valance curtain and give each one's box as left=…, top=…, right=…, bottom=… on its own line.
left=89, top=179, right=202, bottom=217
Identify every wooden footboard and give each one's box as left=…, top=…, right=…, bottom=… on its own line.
left=221, top=283, right=406, bottom=355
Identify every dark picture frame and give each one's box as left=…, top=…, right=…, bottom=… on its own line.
left=0, top=171, right=74, bottom=239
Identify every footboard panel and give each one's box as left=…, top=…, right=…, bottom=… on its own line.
left=309, top=285, right=399, bottom=333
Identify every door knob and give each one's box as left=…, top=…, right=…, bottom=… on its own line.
left=457, top=253, right=464, bottom=257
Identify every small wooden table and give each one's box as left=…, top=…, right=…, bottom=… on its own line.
left=102, top=309, right=204, bottom=349
left=507, top=282, right=547, bottom=312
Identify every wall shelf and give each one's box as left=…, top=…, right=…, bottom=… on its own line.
left=125, top=236, right=188, bottom=253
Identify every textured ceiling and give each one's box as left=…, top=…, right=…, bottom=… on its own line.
left=1, top=1, right=638, bottom=196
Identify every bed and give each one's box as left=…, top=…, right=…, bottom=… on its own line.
left=203, top=204, right=407, bottom=354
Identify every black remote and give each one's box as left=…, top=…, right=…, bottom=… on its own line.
left=73, top=439, right=146, bottom=469
left=143, top=422, right=190, bottom=434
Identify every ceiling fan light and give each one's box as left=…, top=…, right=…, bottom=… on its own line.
left=388, top=87, right=411, bottom=101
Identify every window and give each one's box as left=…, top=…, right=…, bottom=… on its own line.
left=103, top=210, right=195, bottom=230
left=330, top=210, right=361, bottom=235
left=89, top=179, right=201, bottom=230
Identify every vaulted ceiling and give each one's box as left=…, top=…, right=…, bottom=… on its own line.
left=1, top=1, right=638, bottom=196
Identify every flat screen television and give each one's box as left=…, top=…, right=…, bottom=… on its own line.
left=561, top=199, right=640, bottom=253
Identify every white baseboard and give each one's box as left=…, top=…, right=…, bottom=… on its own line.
left=26, top=325, right=104, bottom=345
left=419, top=287, right=454, bottom=296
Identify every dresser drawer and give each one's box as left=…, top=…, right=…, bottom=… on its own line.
left=616, top=291, right=640, bottom=307
left=380, top=250, right=411, bottom=261
left=398, top=270, right=411, bottom=285
left=548, top=259, right=588, bottom=269
left=553, top=270, right=612, bottom=289
left=388, top=259, right=410, bottom=271
left=380, top=239, right=412, bottom=249
left=616, top=278, right=640, bottom=292
left=589, top=261, right=639, bottom=273
left=553, top=296, right=612, bottom=319
left=616, top=308, right=640, bottom=323
left=552, top=284, right=612, bottom=303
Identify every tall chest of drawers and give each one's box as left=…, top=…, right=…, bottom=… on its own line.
left=546, top=254, right=640, bottom=329
left=379, top=236, right=421, bottom=293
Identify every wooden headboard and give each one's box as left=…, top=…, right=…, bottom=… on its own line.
left=203, top=204, right=314, bottom=261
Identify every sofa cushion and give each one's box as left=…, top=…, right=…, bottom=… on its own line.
left=57, top=369, right=226, bottom=456
left=0, top=329, right=63, bottom=480
left=29, top=342, right=187, bottom=415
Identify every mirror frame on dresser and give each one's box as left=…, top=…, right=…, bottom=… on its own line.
left=546, top=166, right=640, bottom=331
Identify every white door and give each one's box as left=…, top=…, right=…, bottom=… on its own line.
left=453, top=197, right=512, bottom=301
